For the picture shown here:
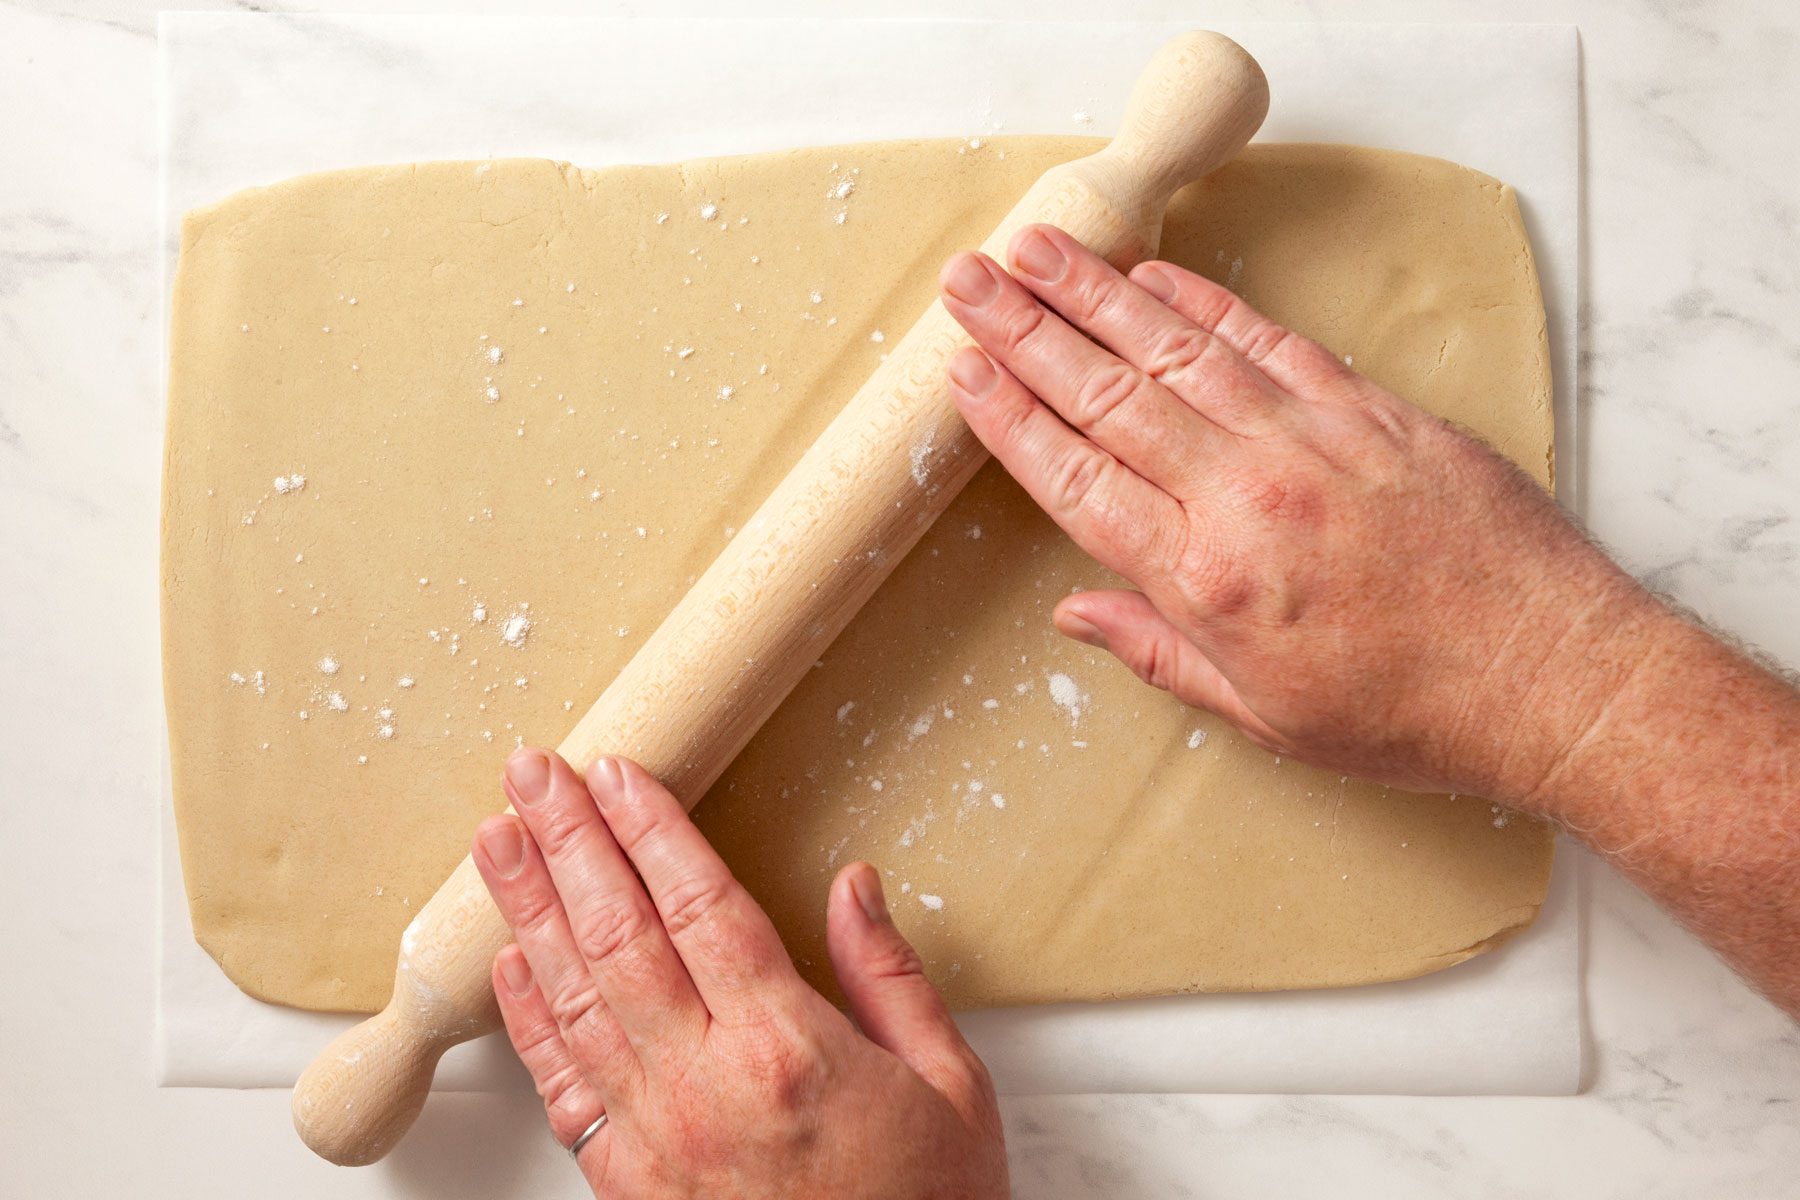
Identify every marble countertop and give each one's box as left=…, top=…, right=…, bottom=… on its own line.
left=2, top=1, right=1795, bottom=1197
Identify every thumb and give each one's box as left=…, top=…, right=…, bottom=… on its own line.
left=1054, top=589, right=1279, bottom=746
left=826, top=862, right=983, bottom=1098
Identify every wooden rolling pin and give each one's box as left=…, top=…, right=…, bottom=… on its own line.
left=293, top=28, right=1269, bottom=1165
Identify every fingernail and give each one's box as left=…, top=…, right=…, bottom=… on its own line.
left=1134, top=263, right=1178, bottom=303
left=948, top=348, right=998, bottom=398
left=849, top=866, right=889, bottom=923
left=481, top=819, right=525, bottom=878
left=504, top=748, right=551, bottom=806
left=941, top=253, right=999, bottom=307
left=589, top=756, right=626, bottom=807
left=499, top=950, right=533, bottom=996
left=1012, top=229, right=1067, bottom=282
left=1059, top=613, right=1107, bottom=649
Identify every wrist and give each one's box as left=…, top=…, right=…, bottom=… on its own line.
left=1468, top=566, right=1676, bottom=814
left=1498, top=586, right=1798, bottom=830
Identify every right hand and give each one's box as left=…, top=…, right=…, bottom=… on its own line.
left=940, top=224, right=1656, bottom=802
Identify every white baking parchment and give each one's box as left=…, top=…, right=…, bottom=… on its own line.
left=157, top=16, right=1582, bottom=1095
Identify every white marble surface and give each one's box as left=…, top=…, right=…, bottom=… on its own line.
left=1, top=1, right=1796, bottom=1197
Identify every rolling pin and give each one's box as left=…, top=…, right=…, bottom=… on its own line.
left=293, top=28, right=1269, bottom=1165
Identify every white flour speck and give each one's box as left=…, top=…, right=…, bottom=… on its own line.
left=909, top=438, right=934, bottom=485
left=326, top=691, right=348, bottom=712
left=318, top=655, right=339, bottom=675
left=398, top=676, right=415, bottom=689
left=501, top=611, right=531, bottom=648
left=870, top=329, right=885, bottom=343
left=1186, top=728, right=1208, bottom=749
left=919, top=894, right=945, bottom=911
left=486, top=345, right=504, bottom=365
left=991, top=794, right=1006, bottom=809
left=699, top=202, right=719, bottom=220
left=273, top=473, right=306, bottom=495
left=471, top=603, right=488, bottom=623
left=836, top=701, right=856, bottom=724
left=1047, top=672, right=1087, bottom=723
left=717, top=384, right=735, bottom=401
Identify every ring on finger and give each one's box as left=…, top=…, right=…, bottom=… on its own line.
left=568, top=1112, right=609, bottom=1159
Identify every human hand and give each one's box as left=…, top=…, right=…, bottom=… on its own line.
left=472, top=749, right=1007, bottom=1199
left=939, top=224, right=1652, bottom=802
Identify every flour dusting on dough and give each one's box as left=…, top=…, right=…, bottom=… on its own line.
left=1047, top=672, right=1087, bottom=724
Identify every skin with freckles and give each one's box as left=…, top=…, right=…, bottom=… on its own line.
left=940, top=223, right=1800, bottom=1019
left=472, top=749, right=1007, bottom=1199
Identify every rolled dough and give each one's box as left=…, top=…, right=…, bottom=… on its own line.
left=163, top=139, right=1554, bottom=1013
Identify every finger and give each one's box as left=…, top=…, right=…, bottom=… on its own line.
left=492, top=944, right=617, bottom=1159
left=1053, top=589, right=1282, bottom=750
left=500, top=749, right=708, bottom=1054
left=825, top=863, right=988, bottom=1103
left=474, top=814, right=650, bottom=1081
left=946, top=345, right=1187, bottom=581
left=941, top=247, right=1227, bottom=487
left=586, top=756, right=799, bottom=1023
left=1004, top=225, right=1284, bottom=439
left=1130, top=260, right=1357, bottom=400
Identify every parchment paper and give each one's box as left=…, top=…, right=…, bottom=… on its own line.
left=158, top=15, right=1582, bottom=1095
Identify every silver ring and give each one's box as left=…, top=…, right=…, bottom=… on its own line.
left=569, top=1112, right=609, bottom=1159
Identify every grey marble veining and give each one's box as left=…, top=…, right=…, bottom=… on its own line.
left=2, top=1, right=1797, bottom=1197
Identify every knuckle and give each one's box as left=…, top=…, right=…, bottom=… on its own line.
left=1066, top=269, right=1127, bottom=325
left=536, top=1060, right=586, bottom=1116
left=511, top=1011, right=564, bottom=1060
left=1046, top=447, right=1110, bottom=516
left=545, top=978, right=607, bottom=1030
left=530, top=805, right=592, bottom=859
left=1068, top=361, right=1146, bottom=429
left=571, top=896, right=656, bottom=970
left=860, top=936, right=927, bottom=984
left=1186, top=284, right=1237, bottom=330
left=1127, top=631, right=1182, bottom=692
left=655, top=871, right=735, bottom=941
left=506, top=888, right=565, bottom=940
left=1174, top=524, right=1255, bottom=620
left=729, top=1017, right=821, bottom=1113
left=1241, top=322, right=1297, bottom=368
left=995, top=299, right=1049, bottom=357
left=1143, top=327, right=1212, bottom=382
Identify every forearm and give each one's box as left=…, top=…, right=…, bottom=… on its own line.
left=1512, top=593, right=1800, bottom=1016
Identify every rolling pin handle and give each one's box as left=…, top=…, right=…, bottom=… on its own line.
left=1102, top=30, right=1271, bottom=218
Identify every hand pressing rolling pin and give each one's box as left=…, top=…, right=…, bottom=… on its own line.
left=468, top=225, right=1800, bottom=1197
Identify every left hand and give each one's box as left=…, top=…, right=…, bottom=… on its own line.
left=471, top=748, right=1008, bottom=1199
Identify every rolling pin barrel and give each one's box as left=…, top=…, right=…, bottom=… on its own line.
left=294, top=28, right=1268, bottom=1166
